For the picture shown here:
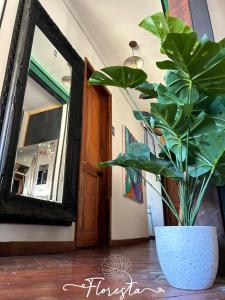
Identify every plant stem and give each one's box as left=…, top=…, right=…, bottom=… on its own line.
left=189, top=172, right=213, bottom=225
left=187, top=177, right=199, bottom=223
left=178, top=120, right=192, bottom=225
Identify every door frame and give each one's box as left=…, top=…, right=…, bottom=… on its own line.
left=75, top=58, right=112, bottom=247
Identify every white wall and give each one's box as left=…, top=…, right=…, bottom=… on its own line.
left=0, top=0, right=149, bottom=241
left=0, top=0, right=19, bottom=93
left=145, top=134, right=164, bottom=236
left=207, top=0, right=225, bottom=42
left=111, top=90, right=148, bottom=240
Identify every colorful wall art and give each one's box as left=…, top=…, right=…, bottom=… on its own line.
left=123, top=126, right=143, bottom=203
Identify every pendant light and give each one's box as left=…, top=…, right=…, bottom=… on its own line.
left=61, top=75, right=71, bottom=89
left=123, top=41, right=144, bottom=69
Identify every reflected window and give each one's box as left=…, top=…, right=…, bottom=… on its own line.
left=11, top=26, right=72, bottom=203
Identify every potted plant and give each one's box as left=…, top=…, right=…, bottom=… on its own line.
left=88, top=12, right=225, bottom=290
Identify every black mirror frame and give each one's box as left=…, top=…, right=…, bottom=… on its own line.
left=0, top=0, right=84, bottom=225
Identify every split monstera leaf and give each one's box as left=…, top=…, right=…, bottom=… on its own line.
left=88, top=11, right=225, bottom=225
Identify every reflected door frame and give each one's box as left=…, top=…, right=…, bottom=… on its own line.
left=76, top=58, right=112, bottom=248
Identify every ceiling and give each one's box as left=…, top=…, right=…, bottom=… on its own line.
left=23, top=26, right=71, bottom=112
left=31, top=26, right=71, bottom=92
left=23, top=77, right=61, bottom=112
left=66, top=0, right=165, bottom=111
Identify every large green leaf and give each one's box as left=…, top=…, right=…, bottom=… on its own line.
left=193, top=94, right=213, bottom=112
left=135, top=82, right=157, bottom=99
left=210, top=114, right=225, bottom=132
left=160, top=32, right=198, bottom=73
left=157, top=33, right=225, bottom=97
left=207, top=96, right=225, bottom=131
left=88, top=66, right=147, bottom=89
left=139, top=12, right=192, bottom=42
left=164, top=71, right=200, bottom=105
left=157, top=84, right=185, bottom=105
left=125, top=142, right=151, bottom=159
left=187, top=112, right=217, bottom=141
left=208, top=96, right=225, bottom=114
left=151, top=103, right=216, bottom=161
left=133, top=111, right=153, bottom=127
left=164, top=71, right=220, bottom=113
left=189, top=131, right=225, bottom=185
left=100, top=142, right=183, bottom=181
left=219, top=38, right=225, bottom=48
left=151, top=103, right=193, bottom=160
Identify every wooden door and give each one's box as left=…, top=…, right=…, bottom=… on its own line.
left=76, top=59, right=112, bottom=248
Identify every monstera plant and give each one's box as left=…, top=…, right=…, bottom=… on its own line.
left=89, top=12, right=225, bottom=290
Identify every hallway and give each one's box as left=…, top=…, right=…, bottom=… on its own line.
left=0, top=242, right=224, bottom=300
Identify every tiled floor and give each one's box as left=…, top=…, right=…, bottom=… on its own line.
left=0, top=242, right=224, bottom=299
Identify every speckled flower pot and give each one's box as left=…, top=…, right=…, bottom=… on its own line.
left=155, top=226, right=218, bottom=290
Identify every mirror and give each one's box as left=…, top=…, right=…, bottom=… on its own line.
left=0, top=0, right=84, bottom=225
left=11, top=26, right=71, bottom=203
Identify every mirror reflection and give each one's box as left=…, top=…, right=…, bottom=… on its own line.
left=11, top=26, right=72, bottom=202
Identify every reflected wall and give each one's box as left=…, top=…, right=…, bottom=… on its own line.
left=11, top=26, right=71, bottom=203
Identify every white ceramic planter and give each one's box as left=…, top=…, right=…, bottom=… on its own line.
left=155, top=226, right=218, bottom=290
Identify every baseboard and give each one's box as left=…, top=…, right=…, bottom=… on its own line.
left=110, top=236, right=151, bottom=247
left=0, top=241, right=75, bottom=256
